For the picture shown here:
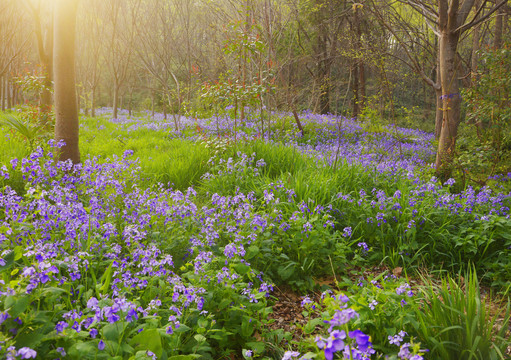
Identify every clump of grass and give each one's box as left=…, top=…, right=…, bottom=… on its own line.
left=411, top=268, right=510, bottom=360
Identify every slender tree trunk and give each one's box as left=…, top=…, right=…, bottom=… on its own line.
left=151, top=91, right=155, bottom=118
left=6, top=78, right=11, bottom=110
left=76, top=86, right=81, bottom=115
left=359, top=62, right=366, bottom=112
left=354, top=5, right=365, bottom=113
left=494, top=8, right=504, bottom=49
left=1, top=76, right=5, bottom=111
left=39, top=19, right=54, bottom=116
left=435, top=31, right=461, bottom=177
left=319, top=72, right=331, bottom=114
left=91, top=87, right=96, bottom=117
left=318, top=31, right=331, bottom=114
left=352, top=64, right=359, bottom=118
left=471, top=0, right=482, bottom=85
left=113, top=85, right=119, bottom=119
left=54, top=0, right=80, bottom=163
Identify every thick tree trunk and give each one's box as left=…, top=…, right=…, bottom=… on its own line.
left=435, top=87, right=443, bottom=138
left=435, top=31, right=461, bottom=177
left=54, top=0, right=80, bottom=163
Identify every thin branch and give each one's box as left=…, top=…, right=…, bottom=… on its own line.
left=457, top=0, right=508, bottom=32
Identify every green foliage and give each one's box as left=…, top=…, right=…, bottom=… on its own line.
left=0, top=113, right=50, bottom=151
left=459, top=39, right=511, bottom=183
left=410, top=269, right=511, bottom=360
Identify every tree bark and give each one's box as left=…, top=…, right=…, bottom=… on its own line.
left=354, top=5, right=365, bottom=113
left=1, top=76, right=5, bottom=112
left=6, top=77, right=11, bottom=110
left=435, top=31, right=461, bottom=177
left=494, top=8, right=504, bottom=49
left=54, top=0, right=80, bottom=163
left=352, top=64, right=359, bottom=118
left=435, top=87, right=443, bottom=138
left=113, top=85, right=119, bottom=119
left=91, top=86, right=96, bottom=117
left=33, top=11, right=54, bottom=117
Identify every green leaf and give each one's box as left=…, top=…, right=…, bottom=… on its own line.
left=304, top=318, right=323, bottom=334
left=99, top=262, right=114, bottom=293
left=0, top=251, right=15, bottom=272
left=174, top=324, right=191, bottom=333
left=166, top=355, right=201, bottom=360
left=102, top=323, right=125, bottom=342
left=67, top=341, right=99, bottom=360
left=194, top=334, right=206, bottom=343
left=241, top=316, right=255, bottom=338
left=5, top=295, right=29, bottom=317
left=245, top=341, right=265, bottom=353
left=130, top=329, right=163, bottom=357
left=245, top=245, right=259, bottom=259
left=234, top=263, right=251, bottom=275
left=277, top=265, right=295, bottom=280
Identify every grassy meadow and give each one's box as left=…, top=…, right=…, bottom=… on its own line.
left=0, top=108, right=510, bottom=360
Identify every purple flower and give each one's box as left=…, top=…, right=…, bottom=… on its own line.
left=17, top=348, right=37, bottom=359
left=300, top=295, right=313, bottom=307
left=389, top=331, right=407, bottom=346
left=244, top=349, right=253, bottom=358
left=71, top=321, right=81, bottom=333
left=317, top=330, right=346, bottom=360
left=55, top=321, right=68, bottom=334
left=0, top=312, right=10, bottom=325
left=349, top=329, right=372, bottom=352
left=444, top=178, right=455, bottom=186
left=342, top=227, right=352, bottom=237
left=327, top=308, right=358, bottom=330
left=126, top=308, right=138, bottom=322
left=98, top=340, right=105, bottom=350
left=357, top=242, right=369, bottom=254
left=282, top=351, right=300, bottom=360
left=368, top=300, right=378, bottom=310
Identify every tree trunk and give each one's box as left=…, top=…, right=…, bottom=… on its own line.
left=1, top=76, right=5, bottom=112
left=91, top=87, right=96, bottom=117
left=354, top=5, right=365, bottom=113
left=54, top=0, right=80, bottom=163
left=435, top=31, right=461, bottom=177
left=6, top=78, right=11, bottom=110
left=359, top=62, right=366, bottom=113
left=39, top=19, right=54, bottom=117
left=113, top=85, right=119, bottom=119
left=352, top=64, right=359, bottom=118
left=435, top=87, right=443, bottom=138
left=76, top=86, right=81, bottom=115
left=319, top=73, right=331, bottom=114
left=494, top=8, right=504, bottom=49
